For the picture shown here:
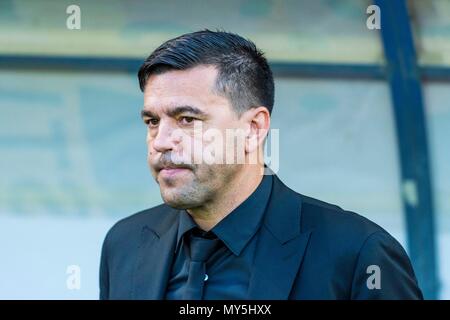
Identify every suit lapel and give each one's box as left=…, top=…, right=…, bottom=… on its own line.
left=132, top=208, right=179, bottom=299
left=247, top=175, right=313, bottom=299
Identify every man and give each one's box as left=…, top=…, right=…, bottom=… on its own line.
left=99, top=30, right=423, bottom=300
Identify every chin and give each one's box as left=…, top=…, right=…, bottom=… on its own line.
left=162, top=198, right=195, bottom=210
left=160, top=190, right=196, bottom=209
left=161, top=191, right=202, bottom=209
left=164, top=202, right=188, bottom=210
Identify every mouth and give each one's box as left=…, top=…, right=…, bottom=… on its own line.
left=158, top=166, right=191, bottom=179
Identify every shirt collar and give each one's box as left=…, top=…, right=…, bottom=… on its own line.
left=175, top=174, right=273, bottom=256
left=175, top=209, right=197, bottom=250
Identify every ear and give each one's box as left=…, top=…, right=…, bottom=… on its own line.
left=241, top=106, right=271, bottom=154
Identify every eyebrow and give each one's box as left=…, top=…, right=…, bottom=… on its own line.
left=141, top=105, right=207, bottom=119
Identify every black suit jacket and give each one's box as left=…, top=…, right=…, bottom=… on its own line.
left=99, top=175, right=423, bottom=299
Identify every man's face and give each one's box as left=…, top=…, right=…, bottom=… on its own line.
left=142, top=65, right=245, bottom=209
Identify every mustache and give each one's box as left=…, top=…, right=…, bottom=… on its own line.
left=150, top=153, right=195, bottom=172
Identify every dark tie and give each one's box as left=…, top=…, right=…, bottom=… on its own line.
left=183, top=232, right=221, bottom=299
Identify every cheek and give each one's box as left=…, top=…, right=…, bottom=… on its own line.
left=145, top=130, right=151, bottom=146
left=177, top=135, right=196, bottom=161
left=146, top=137, right=157, bottom=162
left=146, top=131, right=157, bottom=151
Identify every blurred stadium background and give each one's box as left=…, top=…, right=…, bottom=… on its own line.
left=0, top=0, right=449, bottom=299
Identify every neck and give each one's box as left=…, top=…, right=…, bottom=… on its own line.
left=187, top=164, right=264, bottom=231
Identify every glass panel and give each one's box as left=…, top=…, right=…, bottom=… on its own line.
left=269, top=78, right=406, bottom=244
left=0, top=70, right=160, bottom=218
left=410, top=0, right=450, bottom=66
left=0, top=69, right=156, bottom=298
left=0, top=0, right=384, bottom=63
left=423, top=83, right=450, bottom=299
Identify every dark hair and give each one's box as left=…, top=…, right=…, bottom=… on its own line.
left=138, top=29, right=274, bottom=115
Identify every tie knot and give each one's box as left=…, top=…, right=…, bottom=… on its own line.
left=189, top=233, right=221, bottom=262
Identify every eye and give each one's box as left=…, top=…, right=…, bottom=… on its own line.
left=144, top=118, right=159, bottom=127
left=180, top=116, right=195, bottom=125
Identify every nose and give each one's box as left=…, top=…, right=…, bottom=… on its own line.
left=150, top=120, right=175, bottom=154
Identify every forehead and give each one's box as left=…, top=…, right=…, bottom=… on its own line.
left=143, top=65, right=223, bottom=112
